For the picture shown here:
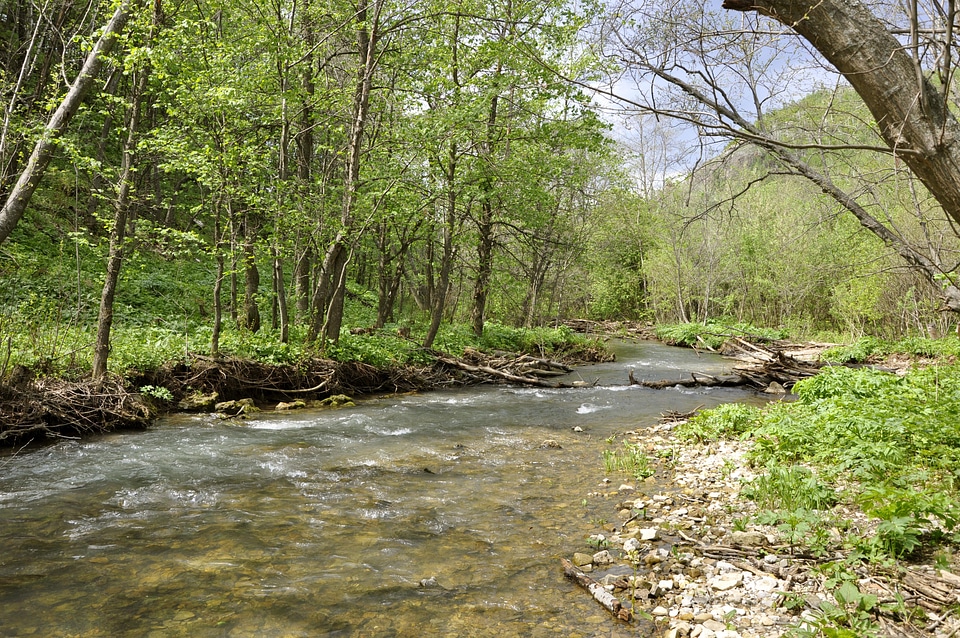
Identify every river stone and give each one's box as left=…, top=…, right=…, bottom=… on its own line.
left=763, top=381, right=787, bottom=394
left=178, top=391, right=218, bottom=411
left=275, top=400, right=306, bottom=411
left=702, top=619, right=726, bottom=631
left=623, top=538, right=642, bottom=554
left=709, top=572, right=743, bottom=591
left=639, top=527, right=659, bottom=541
left=317, top=394, right=355, bottom=407
left=215, top=398, right=259, bottom=415
left=730, top=531, right=765, bottom=547
left=592, top=550, right=614, bottom=565
left=573, top=553, right=594, bottom=567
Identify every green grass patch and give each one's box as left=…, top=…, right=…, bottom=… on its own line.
left=656, top=321, right=788, bottom=349
left=602, top=441, right=654, bottom=482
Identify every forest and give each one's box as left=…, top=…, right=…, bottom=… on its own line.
left=3, top=0, right=960, bottom=385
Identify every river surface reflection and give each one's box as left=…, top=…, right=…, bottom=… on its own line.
left=0, top=341, right=761, bottom=637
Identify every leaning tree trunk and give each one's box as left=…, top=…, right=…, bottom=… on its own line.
left=0, top=1, right=134, bottom=246
left=723, top=0, right=960, bottom=251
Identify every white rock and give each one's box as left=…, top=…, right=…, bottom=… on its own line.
left=652, top=605, right=670, bottom=616
left=658, top=579, right=675, bottom=592
left=709, top=572, right=743, bottom=591
left=746, top=575, right=780, bottom=593
left=592, top=550, right=614, bottom=565
left=623, top=538, right=642, bottom=553
left=639, top=527, right=659, bottom=541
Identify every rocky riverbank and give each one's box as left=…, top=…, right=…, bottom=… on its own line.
left=570, top=419, right=960, bottom=638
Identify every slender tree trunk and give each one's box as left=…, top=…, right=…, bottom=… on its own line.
left=92, top=55, right=148, bottom=379
left=294, top=244, right=312, bottom=320
left=471, top=84, right=501, bottom=338
left=274, top=248, right=289, bottom=343
left=312, top=0, right=382, bottom=344
left=211, top=204, right=224, bottom=358
left=240, top=214, right=261, bottom=333
left=0, top=1, right=134, bottom=246
left=424, top=144, right=458, bottom=349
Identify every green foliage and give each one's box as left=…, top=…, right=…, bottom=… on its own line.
left=326, top=332, right=430, bottom=367
left=601, top=440, right=654, bottom=482
left=822, top=335, right=960, bottom=363
left=742, top=464, right=837, bottom=512
left=747, top=364, right=960, bottom=559
left=139, top=385, right=174, bottom=402
left=656, top=321, right=788, bottom=349
left=675, top=403, right=761, bottom=442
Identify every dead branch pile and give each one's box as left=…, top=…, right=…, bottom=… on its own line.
left=139, top=354, right=435, bottom=402
left=631, top=337, right=830, bottom=392
left=0, top=375, right=152, bottom=445
left=0, top=345, right=608, bottom=447
left=435, top=348, right=593, bottom=388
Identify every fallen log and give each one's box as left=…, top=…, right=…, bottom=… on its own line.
left=628, top=368, right=746, bottom=389
left=561, top=558, right=632, bottom=622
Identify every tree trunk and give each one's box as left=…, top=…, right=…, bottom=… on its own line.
left=312, top=0, right=382, bottom=344
left=211, top=208, right=224, bottom=358
left=274, top=248, right=289, bottom=343
left=471, top=84, right=501, bottom=338
left=241, top=220, right=261, bottom=333
left=91, top=45, right=148, bottom=379
left=0, top=1, right=134, bottom=246
left=424, top=144, right=458, bottom=349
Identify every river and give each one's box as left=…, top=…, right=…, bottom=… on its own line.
left=0, top=341, right=761, bottom=637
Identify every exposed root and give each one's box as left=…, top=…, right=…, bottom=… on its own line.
left=0, top=375, right=152, bottom=445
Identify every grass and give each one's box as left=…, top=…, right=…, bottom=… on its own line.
left=602, top=440, right=655, bottom=482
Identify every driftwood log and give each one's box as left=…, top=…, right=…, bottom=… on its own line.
left=630, top=338, right=828, bottom=392
left=561, top=558, right=632, bottom=621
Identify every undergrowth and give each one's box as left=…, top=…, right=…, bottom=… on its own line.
left=821, top=334, right=960, bottom=363
left=698, top=364, right=960, bottom=559
left=685, top=363, right=960, bottom=634
left=656, top=320, right=788, bottom=350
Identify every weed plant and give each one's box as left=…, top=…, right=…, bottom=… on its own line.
left=602, top=441, right=655, bottom=482
left=656, top=321, right=788, bottom=349
left=821, top=334, right=960, bottom=363
left=694, top=364, right=960, bottom=560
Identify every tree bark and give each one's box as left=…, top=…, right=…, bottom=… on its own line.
left=471, top=83, right=501, bottom=338
left=0, top=1, right=133, bottom=246
left=241, top=219, right=261, bottom=333
left=424, top=144, right=458, bottom=349
left=91, top=28, right=149, bottom=379
left=312, top=0, right=382, bottom=344
left=723, top=0, right=960, bottom=230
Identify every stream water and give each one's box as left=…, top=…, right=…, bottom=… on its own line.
left=0, top=341, right=762, bottom=637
